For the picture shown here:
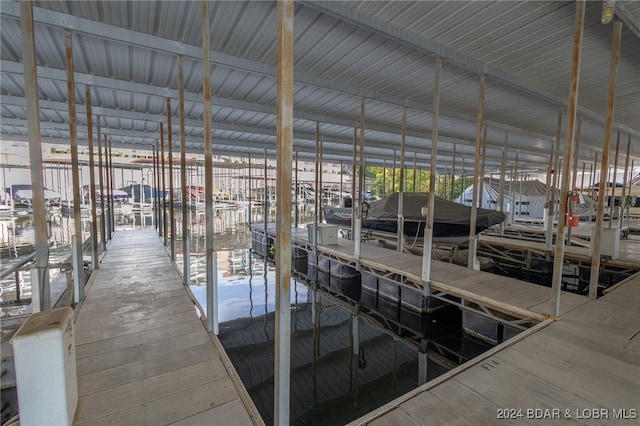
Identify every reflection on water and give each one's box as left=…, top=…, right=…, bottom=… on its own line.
left=1, top=204, right=493, bottom=425
left=186, top=249, right=492, bottom=425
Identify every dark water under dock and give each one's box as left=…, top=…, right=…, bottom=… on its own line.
left=186, top=251, right=493, bottom=425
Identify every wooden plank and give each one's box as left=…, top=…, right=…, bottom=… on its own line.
left=76, top=317, right=204, bottom=359
left=398, top=391, right=476, bottom=426
left=79, top=289, right=191, bottom=312
left=74, top=359, right=229, bottom=424
left=454, top=356, right=606, bottom=426
left=558, top=299, right=622, bottom=327
left=75, top=310, right=198, bottom=345
left=77, top=342, right=220, bottom=396
left=75, top=300, right=195, bottom=332
left=429, top=379, right=527, bottom=426
left=170, top=399, right=254, bottom=426
left=592, top=308, right=640, bottom=340
left=495, top=340, right=639, bottom=409
left=76, top=330, right=211, bottom=376
left=367, top=407, right=422, bottom=426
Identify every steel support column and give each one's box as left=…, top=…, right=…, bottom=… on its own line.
left=397, top=107, right=406, bottom=252
left=167, top=98, right=176, bottom=260
left=545, top=110, right=563, bottom=251
left=201, top=0, right=218, bottom=334
left=21, top=1, right=50, bottom=310
left=274, top=0, right=294, bottom=423
left=608, top=131, right=620, bottom=228
left=355, top=98, right=365, bottom=260
left=551, top=0, right=586, bottom=316
left=498, top=133, right=508, bottom=236
left=350, top=128, right=357, bottom=239
left=421, top=59, right=441, bottom=292
left=468, top=74, right=486, bottom=270
left=589, top=20, right=622, bottom=300
left=618, top=135, right=631, bottom=228
left=86, top=88, right=99, bottom=270
left=97, top=118, right=106, bottom=251
left=179, top=56, right=189, bottom=284
left=66, top=31, right=85, bottom=301
left=160, top=123, right=167, bottom=244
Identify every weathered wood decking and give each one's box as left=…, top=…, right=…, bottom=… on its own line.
left=72, top=230, right=262, bottom=426
left=349, top=272, right=640, bottom=425
left=273, top=225, right=591, bottom=321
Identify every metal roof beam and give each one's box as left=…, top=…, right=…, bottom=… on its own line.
left=2, top=93, right=560, bottom=164
left=303, top=0, right=640, bottom=138
left=616, top=1, right=640, bottom=39
left=0, top=3, right=563, bottom=142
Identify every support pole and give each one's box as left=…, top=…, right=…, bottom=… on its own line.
left=550, top=0, right=586, bottom=316
left=589, top=20, right=622, bottom=300
left=319, top=128, right=324, bottom=224
left=618, top=135, right=631, bottom=229
left=478, top=126, right=487, bottom=208
left=350, top=128, right=357, bottom=239
left=397, top=107, right=406, bottom=252
left=590, top=152, right=599, bottom=223
left=248, top=153, right=252, bottom=228
left=545, top=110, right=563, bottom=251
left=294, top=152, right=299, bottom=227
left=97, top=118, right=106, bottom=251
left=86, top=87, right=99, bottom=270
left=421, top=58, right=441, bottom=292
left=66, top=31, right=85, bottom=300
left=608, top=131, right=620, bottom=228
left=354, top=98, right=365, bottom=260
left=104, top=133, right=112, bottom=239
left=161, top=123, right=167, bottom=244
left=568, top=115, right=582, bottom=243
left=201, top=0, right=218, bottom=334
left=107, top=135, right=115, bottom=237
left=382, top=159, right=386, bottom=196
left=314, top=123, right=320, bottom=249
left=468, top=74, right=486, bottom=271
left=179, top=56, right=190, bottom=284
left=274, top=1, right=294, bottom=423
left=450, top=144, right=456, bottom=201
left=152, top=144, right=158, bottom=230
left=498, top=133, right=508, bottom=236
left=167, top=98, right=176, bottom=260
left=22, top=1, right=50, bottom=310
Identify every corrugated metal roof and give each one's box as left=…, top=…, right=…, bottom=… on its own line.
left=1, top=0, right=638, bottom=173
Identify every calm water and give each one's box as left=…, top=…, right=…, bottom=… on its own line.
left=1, top=206, right=493, bottom=425
left=183, top=249, right=491, bottom=425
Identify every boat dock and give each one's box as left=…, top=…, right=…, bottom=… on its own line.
left=250, top=223, right=640, bottom=423
left=349, top=271, right=640, bottom=425
left=72, top=230, right=262, bottom=425
left=252, top=223, right=590, bottom=323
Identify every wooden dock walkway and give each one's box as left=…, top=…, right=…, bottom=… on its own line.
left=72, top=230, right=263, bottom=426
left=481, top=225, right=640, bottom=269
left=348, top=271, right=640, bottom=425
left=264, top=225, right=591, bottom=321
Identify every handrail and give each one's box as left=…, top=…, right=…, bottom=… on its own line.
left=0, top=252, right=37, bottom=280
left=1, top=234, right=96, bottom=308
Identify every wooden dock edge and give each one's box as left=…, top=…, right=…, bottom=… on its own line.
left=346, top=319, right=554, bottom=426
left=429, top=281, right=548, bottom=323
left=161, top=239, right=266, bottom=426
left=603, top=269, right=640, bottom=295
left=206, top=330, right=266, bottom=426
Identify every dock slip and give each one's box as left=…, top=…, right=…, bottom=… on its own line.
left=72, top=230, right=262, bottom=425
left=253, top=224, right=590, bottom=321
left=350, top=272, right=640, bottom=425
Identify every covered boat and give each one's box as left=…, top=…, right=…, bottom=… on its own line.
left=5, top=184, right=61, bottom=208
left=324, top=192, right=507, bottom=241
